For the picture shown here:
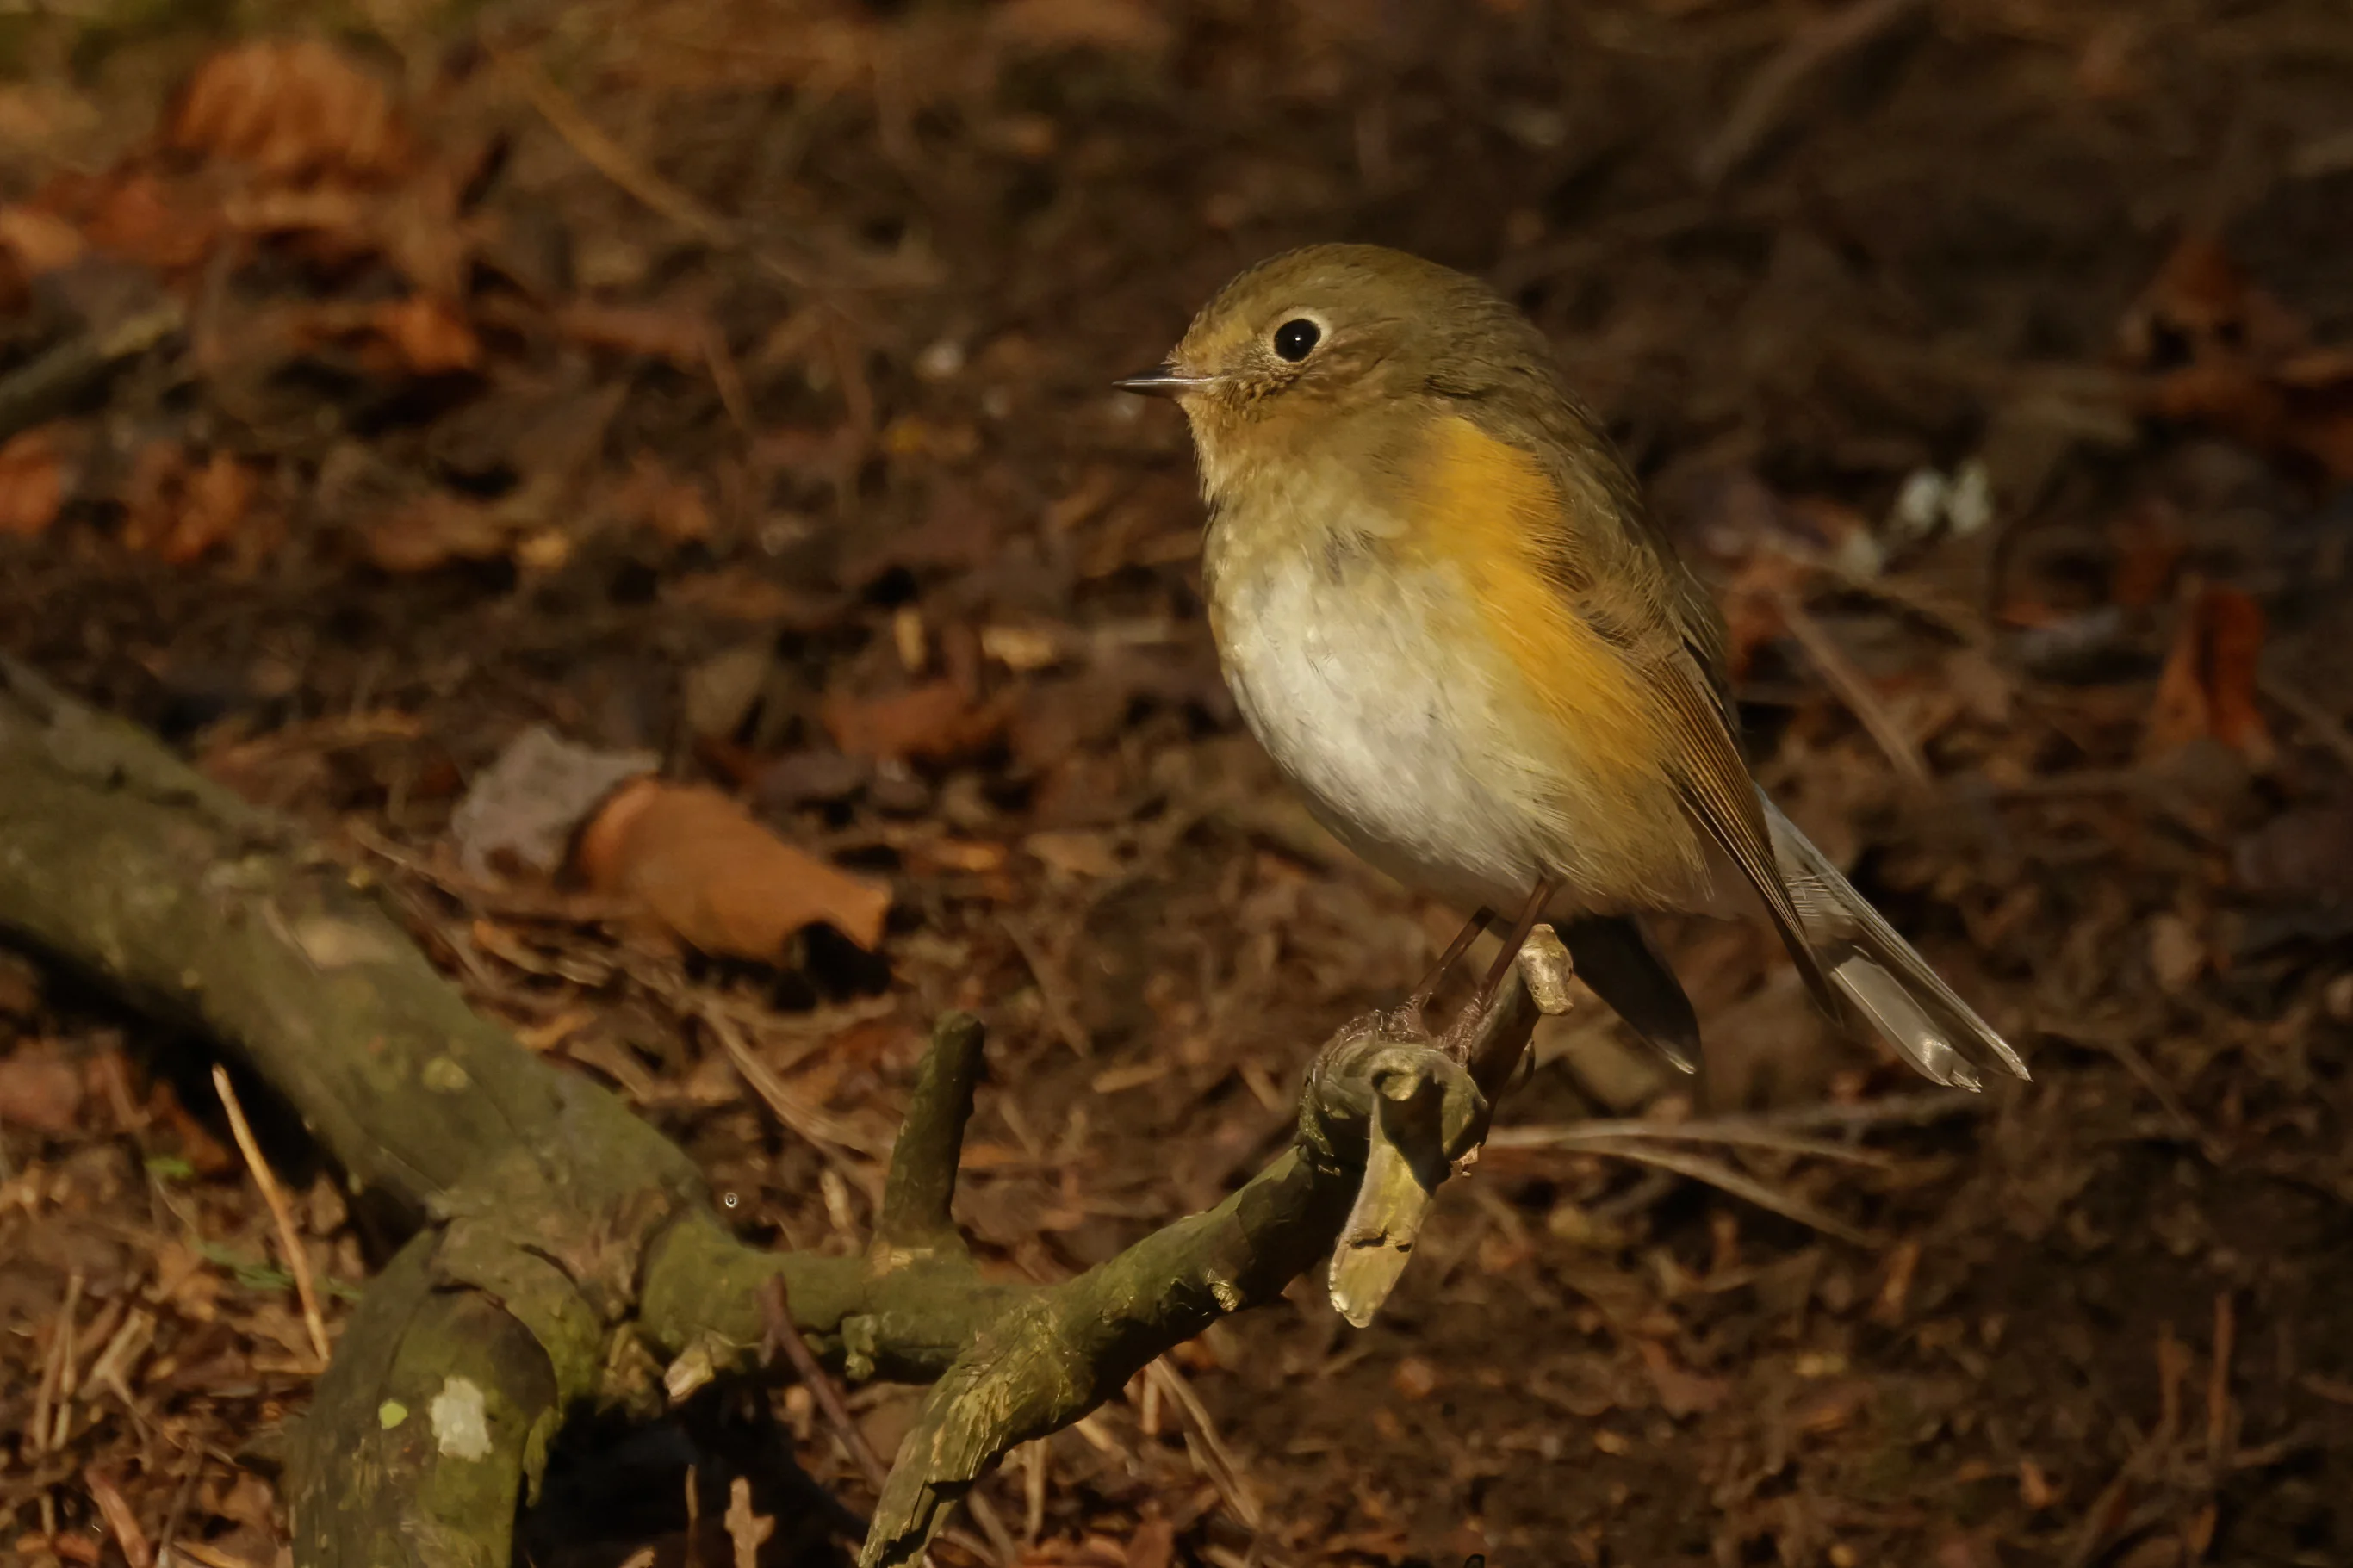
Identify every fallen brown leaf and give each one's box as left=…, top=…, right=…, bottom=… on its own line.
left=613, top=455, right=714, bottom=544
left=360, top=481, right=551, bottom=573
left=823, top=679, right=1007, bottom=763
left=167, top=39, right=410, bottom=183
left=2232, top=803, right=2353, bottom=901
left=121, top=445, right=264, bottom=565
left=1121, top=1517, right=1175, bottom=1568
left=2120, top=234, right=2306, bottom=368
left=1635, top=1338, right=1728, bottom=1417
left=1391, top=1357, right=1440, bottom=1400
left=0, top=1047, right=84, bottom=1136
left=576, top=778, right=892, bottom=958
left=2145, top=582, right=2274, bottom=766
left=0, top=204, right=85, bottom=275
left=369, top=294, right=481, bottom=375
left=2123, top=234, right=2353, bottom=480
left=2107, top=497, right=2184, bottom=609
left=450, top=726, right=658, bottom=878
left=2146, top=913, right=2206, bottom=993
left=82, top=1467, right=152, bottom=1568
left=1717, top=546, right=1812, bottom=680
left=0, top=425, right=67, bottom=538
left=76, top=170, right=220, bottom=272
left=557, top=300, right=712, bottom=367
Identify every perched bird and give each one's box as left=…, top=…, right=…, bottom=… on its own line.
left=1119, top=244, right=2026, bottom=1091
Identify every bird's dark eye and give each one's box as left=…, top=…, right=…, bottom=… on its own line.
left=1273, top=318, right=1321, bottom=362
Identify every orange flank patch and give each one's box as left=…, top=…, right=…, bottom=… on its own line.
left=1403, top=415, right=1666, bottom=797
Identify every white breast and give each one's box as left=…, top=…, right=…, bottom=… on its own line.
left=1208, top=534, right=1564, bottom=914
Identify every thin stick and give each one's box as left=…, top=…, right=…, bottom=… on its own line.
left=2207, top=1292, right=2235, bottom=1471
left=0, top=302, right=183, bottom=444
left=1021, top=1441, right=1046, bottom=1542
left=1734, top=1090, right=1987, bottom=1132
left=1580, top=1142, right=1874, bottom=1247
left=757, top=1279, right=978, bottom=1567
left=2259, top=668, right=2353, bottom=773
left=1001, top=914, right=1092, bottom=1059
left=761, top=1275, right=891, bottom=1492
left=1694, top=0, right=1927, bottom=186
left=503, top=53, right=816, bottom=290
left=154, top=1456, right=202, bottom=1568
left=1774, top=587, right=1933, bottom=786
left=1488, top=1118, right=1897, bottom=1167
left=29, top=1269, right=83, bottom=1456
left=1145, top=1359, right=1264, bottom=1533
left=212, top=1065, right=331, bottom=1368
left=703, top=1005, right=893, bottom=1156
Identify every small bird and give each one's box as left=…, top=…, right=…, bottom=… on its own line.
left=1119, top=243, right=2026, bottom=1091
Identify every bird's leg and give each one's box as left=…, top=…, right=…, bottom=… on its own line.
left=1441, top=877, right=1555, bottom=1052
left=1398, top=906, right=1493, bottom=1032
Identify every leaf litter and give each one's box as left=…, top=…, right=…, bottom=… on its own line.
left=2, top=3, right=2352, bottom=1566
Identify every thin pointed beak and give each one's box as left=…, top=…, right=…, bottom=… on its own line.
left=1114, top=363, right=1214, bottom=397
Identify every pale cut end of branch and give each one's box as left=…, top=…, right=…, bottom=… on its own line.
left=1328, top=1066, right=1450, bottom=1327
left=873, top=1013, right=986, bottom=1261
left=1518, top=923, right=1576, bottom=1016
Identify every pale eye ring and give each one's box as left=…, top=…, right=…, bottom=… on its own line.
left=1272, top=317, right=1322, bottom=362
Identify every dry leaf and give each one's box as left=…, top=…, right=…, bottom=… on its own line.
left=0, top=1048, right=85, bottom=1135
left=121, top=446, right=263, bottom=564
left=168, top=40, right=410, bottom=183
left=613, top=456, right=713, bottom=544
left=1121, top=1518, right=1175, bottom=1568
left=1391, top=1357, right=1440, bottom=1399
left=576, top=778, right=892, bottom=957
left=2107, top=497, right=2183, bottom=609
left=360, top=481, right=553, bottom=573
left=370, top=294, right=481, bottom=375
left=79, top=170, right=218, bottom=272
left=1717, top=547, right=1811, bottom=679
left=0, top=425, right=67, bottom=538
left=0, top=204, right=85, bottom=275
left=2123, top=235, right=2353, bottom=480
left=557, top=301, right=712, bottom=367
left=450, top=726, right=658, bottom=878
left=2145, top=583, right=2274, bottom=766
left=1025, top=829, right=1121, bottom=877
left=1634, top=1338, right=1728, bottom=1417
left=82, top=1467, right=152, bottom=1568
left=822, top=680, right=1007, bottom=762
left=2232, top=803, right=2353, bottom=901
left=2147, top=914, right=2204, bottom=994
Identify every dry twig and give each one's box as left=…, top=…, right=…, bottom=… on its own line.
left=1773, top=586, right=1934, bottom=787
left=1695, top=0, right=1928, bottom=186
left=211, top=1064, right=332, bottom=1368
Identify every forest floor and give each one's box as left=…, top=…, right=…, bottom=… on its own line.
left=3, top=1, right=2353, bottom=1565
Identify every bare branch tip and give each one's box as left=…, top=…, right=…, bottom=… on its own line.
left=874, top=1013, right=989, bottom=1257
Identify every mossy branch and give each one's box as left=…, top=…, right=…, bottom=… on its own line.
left=0, top=660, right=1555, bottom=1565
